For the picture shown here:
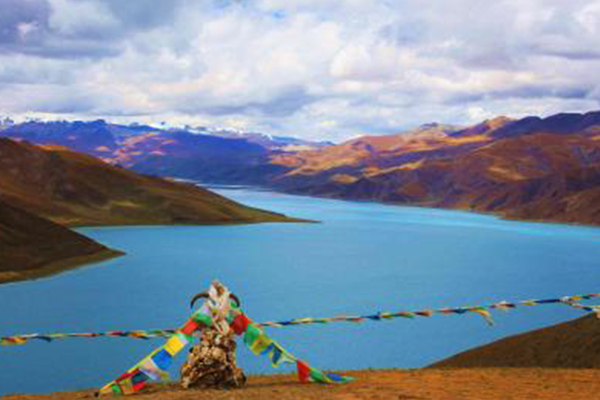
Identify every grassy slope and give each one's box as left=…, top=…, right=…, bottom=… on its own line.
left=0, top=138, right=302, bottom=283
left=0, top=199, right=122, bottom=284
left=430, top=313, right=600, bottom=368
left=0, top=138, right=299, bottom=226
left=271, top=132, right=600, bottom=226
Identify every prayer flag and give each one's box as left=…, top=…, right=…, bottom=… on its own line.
left=231, top=314, right=251, bottom=335
left=180, top=319, right=201, bottom=336
left=192, top=313, right=213, bottom=327
left=249, top=333, right=273, bottom=355
left=164, top=334, right=188, bottom=356
left=138, top=358, right=164, bottom=381
left=243, top=324, right=262, bottom=346
left=296, top=360, right=310, bottom=383
left=309, top=367, right=332, bottom=383
left=151, top=349, right=173, bottom=370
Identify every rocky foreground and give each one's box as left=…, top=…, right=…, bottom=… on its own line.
left=4, top=369, right=600, bottom=400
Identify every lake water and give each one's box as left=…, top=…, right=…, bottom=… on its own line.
left=1, top=187, right=600, bottom=395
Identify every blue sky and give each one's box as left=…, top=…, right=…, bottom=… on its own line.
left=1, top=0, right=600, bottom=140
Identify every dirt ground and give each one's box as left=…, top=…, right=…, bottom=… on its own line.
left=4, top=368, right=600, bottom=400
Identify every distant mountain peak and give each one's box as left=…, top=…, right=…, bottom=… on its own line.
left=485, top=115, right=513, bottom=125
left=417, top=122, right=459, bottom=130
left=450, top=115, right=515, bottom=137
left=0, top=117, right=15, bottom=129
left=404, top=122, right=462, bottom=138
left=418, top=122, right=443, bottom=129
left=491, top=109, right=600, bottom=138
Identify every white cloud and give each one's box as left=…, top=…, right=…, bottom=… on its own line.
left=16, top=21, right=39, bottom=40
left=0, top=0, right=599, bottom=141
left=48, top=0, right=119, bottom=36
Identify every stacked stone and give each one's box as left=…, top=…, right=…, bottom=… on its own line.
left=180, top=280, right=246, bottom=389
left=180, top=328, right=246, bottom=389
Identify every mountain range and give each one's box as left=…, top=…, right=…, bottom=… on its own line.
left=0, top=138, right=299, bottom=283
left=0, top=120, right=328, bottom=184
left=267, top=111, right=600, bottom=225
left=3, top=110, right=600, bottom=226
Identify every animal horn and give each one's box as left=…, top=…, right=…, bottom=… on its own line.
left=190, top=292, right=209, bottom=309
left=229, top=293, right=241, bottom=307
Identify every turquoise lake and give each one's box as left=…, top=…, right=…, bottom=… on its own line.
left=1, top=187, right=600, bottom=395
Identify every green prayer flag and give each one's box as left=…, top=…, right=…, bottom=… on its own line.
left=309, top=367, right=331, bottom=383
left=249, top=334, right=273, bottom=355
left=192, top=313, right=213, bottom=327
left=111, top=384, right=123, bottom=395
left=243, top=324, right=262, bottom=346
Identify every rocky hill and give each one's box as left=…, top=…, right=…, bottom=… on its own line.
left=268, top=111, right=600, bottom=226
left=0, top=120, right=326, bottom=184
left=0, top=138, right=301, bottom=283
left=5, top=110, right=600, bottom=226
left=430, top=313, right=600, bottom=368
left=0, top=199, right=121, bottom=284
left=0, top=138, right=296, bottom=226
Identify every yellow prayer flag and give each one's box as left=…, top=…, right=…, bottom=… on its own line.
left=471, top=308, right=494, bottom=326
left=164, top=335, right=187, bottom=356
left=249, top=334, right=273, bottom=355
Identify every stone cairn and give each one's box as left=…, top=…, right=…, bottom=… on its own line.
left=180, top=281, right=246, bottom=389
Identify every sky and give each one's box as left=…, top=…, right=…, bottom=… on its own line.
left=1, top=0, right=600, bottom=141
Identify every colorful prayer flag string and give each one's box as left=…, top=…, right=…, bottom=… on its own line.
left=97, top=300, right=351, bottom=396
left=3, top=291, right=600, bottom=347
left=0, top=330, right=175, bottom=347
left=255, top=291, right=600, bottom=328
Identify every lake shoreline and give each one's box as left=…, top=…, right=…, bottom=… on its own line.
left=219, top=183, right=600, bottom=230
left=0, top=248, right=124, bottom=286
left=4, top=180, right=592, bottom=289
left=3, top=187, right=599, bottom=395
left=0, top=213, right=314, bottom=287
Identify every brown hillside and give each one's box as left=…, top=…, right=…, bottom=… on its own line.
left=270, top=124, right=485, bottom=183
left=272, top=132, right=600, bottom=226
left=430, top=314, right=600, bottom=368
left=0, top=138, right=297, bottom=226
left=0, top=199, right=121, bottom=284
left=6, top=369, right=600, bottom=400
left=5, top=111, right=600, bottom=227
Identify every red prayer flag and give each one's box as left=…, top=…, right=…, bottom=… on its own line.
left=132, top=380, right=147, bottom=392
left=115, top=370, right=135, bottom=383
left=180, top=319, right=201, bottom=335
left=296, top=360, right=310, bottom=383
left=131, top=369, right=149, bottom=392
left=230, top=314, right=251, bottom=336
